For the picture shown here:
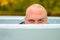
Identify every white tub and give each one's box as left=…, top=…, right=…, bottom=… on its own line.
left=0, top=24, right=60, bottom=40
left=0, top=16, right=60, bottom=40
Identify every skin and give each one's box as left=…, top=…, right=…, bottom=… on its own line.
left=25, top=4, right=47, bottom=24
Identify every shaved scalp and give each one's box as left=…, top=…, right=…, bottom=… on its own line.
left=25, top=4, right=47, bottom=24
left=26, top=4, right=47, bottom=16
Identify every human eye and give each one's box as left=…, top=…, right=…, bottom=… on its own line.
left=28, top=19, right=35, bottom=23
left=38, top=19, right=44, bottom=23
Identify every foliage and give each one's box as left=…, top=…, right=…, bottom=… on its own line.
left=0, top=0, right=60, bottom=16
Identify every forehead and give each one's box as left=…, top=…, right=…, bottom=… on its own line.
left=26, top=7, right=47, bottom=16
left=27, top=8, right=45, bottom=13
left=26, top=9, right=46, bottom=18
left=26, top=14, right=45, bottom=20
left=26, top=6, right=47, bottom=19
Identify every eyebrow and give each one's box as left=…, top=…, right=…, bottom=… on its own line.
left=28, top=19, right=35, bottom=21
left=38, top=18, right=45, bottom=20
left=28, top=18, right=45, bottom=20
left=28, top=18, right=44, bottom=21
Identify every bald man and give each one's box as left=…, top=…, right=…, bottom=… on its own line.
left=20, top=4, right=47, bottom=24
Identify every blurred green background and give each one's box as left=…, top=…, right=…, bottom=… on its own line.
left=0, top=0, right=60, bottom=16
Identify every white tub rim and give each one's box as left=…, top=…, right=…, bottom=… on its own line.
left=0, top=24, right=60, bottom=29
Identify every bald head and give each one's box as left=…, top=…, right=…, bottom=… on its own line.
left=25, top=4, right=47, bottom=24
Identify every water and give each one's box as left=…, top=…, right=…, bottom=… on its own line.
left=0, top=16, right=60, bottom=24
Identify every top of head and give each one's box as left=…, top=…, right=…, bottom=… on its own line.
left=26, top=4, right=47, bottom=16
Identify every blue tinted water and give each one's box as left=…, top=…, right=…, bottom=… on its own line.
left=0, top=16, right=60, bottom=24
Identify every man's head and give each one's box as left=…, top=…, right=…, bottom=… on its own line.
left=25, top=4, right=47, bottom=24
